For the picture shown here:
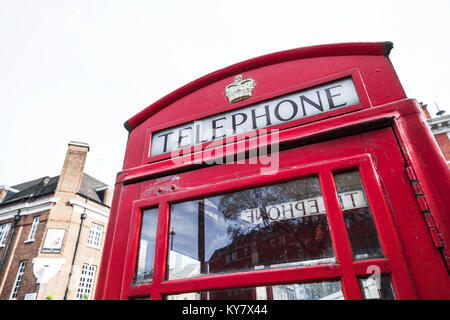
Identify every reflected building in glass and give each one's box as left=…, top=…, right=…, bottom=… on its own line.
left=166, top=176, right=336, bottom=281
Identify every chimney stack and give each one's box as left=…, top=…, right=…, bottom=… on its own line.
left=56, top=141, right=89, bottom=194
left=0, top=187, right=9, bottom=203
left=419, top=102, right=431, bottom=119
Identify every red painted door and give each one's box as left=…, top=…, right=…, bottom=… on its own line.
left=115, top=126, right=448, bottom=300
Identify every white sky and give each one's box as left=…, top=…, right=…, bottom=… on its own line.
left=1, top=0, right=449, bottom=187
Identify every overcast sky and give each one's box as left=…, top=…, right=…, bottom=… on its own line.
left=1, top=0, right=449, bottom=187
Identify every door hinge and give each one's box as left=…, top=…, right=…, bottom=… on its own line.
left=405, top=166, right=444, bottom=249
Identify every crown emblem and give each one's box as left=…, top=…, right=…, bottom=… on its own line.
left=224, top=75, right=256, bottom=103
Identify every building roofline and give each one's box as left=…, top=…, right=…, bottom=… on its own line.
left=427, top=113, right=450, bottom=135
left=0, top=185, right=19, bottom=193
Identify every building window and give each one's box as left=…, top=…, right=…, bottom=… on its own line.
left=0, top=223, right=11, bottom=246
left=87, top=223, right=103, bottom=248
left=231, top=251, right=237, bottom=261
left=77, top=264, right=97, bottom=300
left=27, top=216, right=40, bottom=241
left=10, top=261, right=27, bottom=300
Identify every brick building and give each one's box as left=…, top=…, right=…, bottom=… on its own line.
left=421, top=103, right=450, bottom=164
left=0, top=141, right=111, bottom=300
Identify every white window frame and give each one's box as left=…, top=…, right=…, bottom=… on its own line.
left=26, top=216, right=40, bottom=242
left=0, top=222, right=11, bottom=247
left=87, top=223, right=103, bottom=249
left=10, top=261, right=27, bottom=300
left=76, top=264, right=97, bottom=300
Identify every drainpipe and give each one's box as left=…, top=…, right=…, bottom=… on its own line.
left=63, top=198, right=87, bottom=300
left=0, top=211, right=21, bottom=275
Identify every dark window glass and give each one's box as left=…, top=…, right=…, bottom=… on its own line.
left=135, top=208, right=158, bottom=283
left=165, top=281, right=343, bottom=300
left=333, top=171, right=383, bottom=260
left=129, top=296, right=151, bottom=300
left=167, top=176, right=335, bottom=280
left=359, top=275, right=396, bottom=300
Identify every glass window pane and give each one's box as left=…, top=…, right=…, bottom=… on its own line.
left=333, top=170, right=383, bottom=260
left=167, top=176, right=335, bottom=280
left=130, top=296, right=151, bottom=300
left=273, top=281, right=343, bottom=300
left=135, top=208, right=158, bottom=283
left=165, top=281, right=343, bottom=300
left=359, top=275, right=396, bottom=300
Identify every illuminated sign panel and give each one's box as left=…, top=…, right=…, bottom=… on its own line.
left=150, top=77, right=360, bottom=156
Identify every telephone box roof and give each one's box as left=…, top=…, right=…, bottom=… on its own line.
left=124, top=42, right=393, bottom=132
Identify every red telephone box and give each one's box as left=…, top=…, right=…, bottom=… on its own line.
left=95, top=42, right=450, bottom=300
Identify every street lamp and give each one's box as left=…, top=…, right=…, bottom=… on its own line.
left=169, top=228, right=176, bottom=250
left=13, top=212, right=21, bottom=225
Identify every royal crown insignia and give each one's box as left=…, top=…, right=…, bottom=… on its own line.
left=224, top=75, right=256, bottom=103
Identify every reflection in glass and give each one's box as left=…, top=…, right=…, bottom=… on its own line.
left=359, top=275, right=396, bottom=300
left=333, top=171, right=383, bottom=260
left=135, top=208, right=158, bottom=283
left=129, top=296, right=151, bottom=300
left=165, top=281, right=343, bottom=300
left=167, top=176, right=335, bottom=280
left=273, top=281, right=343, bottom=300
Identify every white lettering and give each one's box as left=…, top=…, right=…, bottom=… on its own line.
left=183, top=304, right=217, bottom=318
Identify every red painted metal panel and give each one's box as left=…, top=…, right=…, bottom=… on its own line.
left=116, top=131, right=433, bottom=300
left=142, top=69, right=370, bottom=165
left=361, top=127, right=450, bottom=298
left=122, top=42, right=405, bottom=170
left=125, top=42, right=394, bottom=132
left=393, top=112, right=450, bottom=268
left=94, top=183, right=123, bottom=300
left=99, top=183, right=139, bottom=299
left=357, top=153, right=418, bottom=299
left=319, top=169, right=363, bottom=300
left=100, top=126, right=450, bottom=300
left=96, top=43, right=450, bottom=300
left=118, top=100, right=417, bottom=185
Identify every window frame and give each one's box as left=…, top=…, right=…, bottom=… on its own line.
left=122, top=153, right=415, bottom=300
left=76, top=263, right=97, bottom=300
left=10, top=260, right=27, bottom=300
left=26, top=216, right=40, bottom=242
left=87, top=223, right=104, bottom=249
left=0, top=222, right=11, bottom=247
left=134, top=207, right=159, bottom=284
